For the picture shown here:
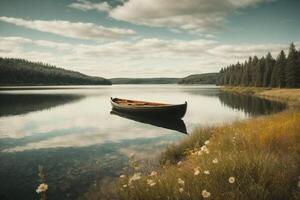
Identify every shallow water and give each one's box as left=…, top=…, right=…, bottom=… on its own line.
left=0, top=85, right=285, bottom=199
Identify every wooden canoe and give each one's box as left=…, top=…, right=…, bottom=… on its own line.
left=110, top=97, right=187, bottom=119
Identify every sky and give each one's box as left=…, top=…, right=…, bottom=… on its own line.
left=0, top=0, right=299, bottom=78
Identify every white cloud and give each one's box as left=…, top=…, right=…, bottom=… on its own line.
left=73, top=38, right=218, bottom=58
left=109, top=0, right=270, bottom=33
left=0, top=16, right=135, bottom=40
left=0, top=36, right=72, bottom=51
left=0, top=36, right=298, bottom=78
left=68, top=0, right=111, bottom=12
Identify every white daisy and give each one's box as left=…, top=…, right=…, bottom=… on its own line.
left=202, top=189, right=211, bottom=198
left=229, top=176, right=235, bottom=184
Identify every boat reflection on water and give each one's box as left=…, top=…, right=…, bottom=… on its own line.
left=110, top=110, right=188, bottom=134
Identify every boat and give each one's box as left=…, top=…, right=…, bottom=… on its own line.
left=110, top=97, right=187, bottom=119
left=111, top=110, right=187, bottom=134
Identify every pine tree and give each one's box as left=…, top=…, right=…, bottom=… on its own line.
left=246, top=57, right=252, bottom=86
left=270, top=61, right=278, bottom=87
left=251, top=56, right=259, bottom=86
left=297, top=49, right=300, bottom=87
left=234, top=63, right=242, bottom=86
left=255, top=57, right=265, bottom=87
left=274, top=50, right=287, bottom=88
left=285, top=43, right=298, bottom=88
left=263, top=52, right=274, bottom=87
left=217, top=43, right=299, bottom=88
left=241, top=61, right=249, bottom=86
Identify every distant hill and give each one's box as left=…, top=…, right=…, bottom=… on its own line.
left=0, top=58, right=111, bottom=85
left=110, top=78, right=180, bottom=84
left=178, top=73, right=219, bottom=84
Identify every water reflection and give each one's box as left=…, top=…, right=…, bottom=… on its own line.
left=0, top=85, right=287, bottom=200
left=0, top=93, right=84, bottom=117
left=111, top=110, right=187, bottom=134
left=218, top=92, right=286, bottom=116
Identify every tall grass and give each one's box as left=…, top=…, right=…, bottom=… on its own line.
left=113, top=111, right=300, bottom=200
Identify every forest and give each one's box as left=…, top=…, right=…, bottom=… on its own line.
left=0, top=58, right=111, bottom=85
left=110, top=77, right=179, bottom=84
left=178, top=73, right=219, bottom=84
left=218, top=43, right=300, bottom=88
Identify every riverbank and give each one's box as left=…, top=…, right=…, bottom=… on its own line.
left=102, top=111, right=300, bottom=200
left=87, top=88, right=300, bottom=200
left=220, top=87, right=300, bottom=108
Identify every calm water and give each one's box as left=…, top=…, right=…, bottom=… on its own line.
left=0, top=85, right=285, bottom=199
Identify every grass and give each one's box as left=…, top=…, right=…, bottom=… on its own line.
left=86, top=111, right=300, bottom=200
left=219, top=86, right=271, bottom=95
left=258, top=89, right=300, bottom=107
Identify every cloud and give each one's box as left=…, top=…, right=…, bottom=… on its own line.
left=68, top=0, right=111, bottom=12
left=0, top=36, right=72, bottom=51
left=73, top=38, right=218, bottom=58
left=109, top=0, right=270, bottom=33
left=0, top=36, right=298, bottom=78
left=0, top=16, right=135, bottom=40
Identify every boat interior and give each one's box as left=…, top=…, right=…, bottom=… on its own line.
left=112, top=98, right=169, bottom=106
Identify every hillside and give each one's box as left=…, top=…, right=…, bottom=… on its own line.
left=178, top=72, right=219, bottom=84
left=0, top=58, right=111, bottom=86
left=110, top=78, right=180, bottom=84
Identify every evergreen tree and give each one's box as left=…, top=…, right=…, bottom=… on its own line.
left=255, top=57, right=265, bottom=87
left=263, top=52, right=274, bottom=87
left=218, top=43, right=298, bottom=88
left=234, top=63, right=242, bottom=86
left=251, top=56, right=259, bottom=86
left=241, top=60, right=249, bottom=86
left=285, top=43, right=298, bottom=88
left=246, top=57, right=252, bottom=85
left=270, top=63, right=278, bottom=87
left=297, top=49, right=300, bottom=86
left=274, top=50, right=287, bottom=88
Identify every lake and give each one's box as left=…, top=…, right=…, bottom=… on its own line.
left=0, top=85, right=285, bottom=199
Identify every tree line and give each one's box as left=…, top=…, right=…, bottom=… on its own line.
left=0, top=57, right=111, bottom=85
left=218, top=43, right=300, bottom=88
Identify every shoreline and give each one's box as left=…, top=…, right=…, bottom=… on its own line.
left=220, top=86, right=300, bottom=109
left=100, top=87, right=300, bottom=200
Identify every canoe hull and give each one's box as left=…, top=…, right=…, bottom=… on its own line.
left=111, top=98, right=187, bottom=119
